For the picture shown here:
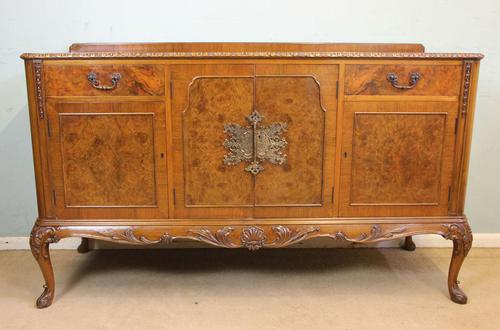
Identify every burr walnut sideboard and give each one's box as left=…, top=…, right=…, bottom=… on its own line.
left=21, top=42, right=483, bottom=308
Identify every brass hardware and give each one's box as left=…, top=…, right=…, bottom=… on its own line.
left=386, top=72, right=421, bottom=89
left=87, top=72, right=122, bottom=90
left=223, top=110, right=287, bottom=176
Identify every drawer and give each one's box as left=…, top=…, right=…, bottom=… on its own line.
left=345, top=64, right=462, bottom=96
left=44, top=64, right=165, bottom=96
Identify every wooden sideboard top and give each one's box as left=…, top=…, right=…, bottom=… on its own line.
left=20, top=42, right=484, bottom=60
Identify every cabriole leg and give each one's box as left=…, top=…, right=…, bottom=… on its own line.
left=444, top=223, right=473, bottom=304
left=402, top=236, right=416, bottom=251
left=29, top=225, right=59, bottom=308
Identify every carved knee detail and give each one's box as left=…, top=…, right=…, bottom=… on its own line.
left=443, top=222, right=473, bottom=304
left=29, top=225, right=60, bottom=308
left=30, top=225, right=60, bottom=259
left=443, top=223, right=473, bottom=257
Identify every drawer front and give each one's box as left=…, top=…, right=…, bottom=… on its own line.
left=44, top=64, right=165, bottom=96
left=345, top=64, right=462, bottom=96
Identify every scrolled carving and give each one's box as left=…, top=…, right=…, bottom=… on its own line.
left=100, top=228, right=174, bottom=245
left=327, top=225, right=408, bottom=243
left=188, top=227, right=237, bottom=248
left=30, top=225, right=60, bottom=259
left=269, top=225, right=320, bottom=246
left=188, top=225, right=320, bottom=250
left=443, top=223, right=473, bottom=256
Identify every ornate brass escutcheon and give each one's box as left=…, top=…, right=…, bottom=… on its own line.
left=223, top=110, right=287, bottom=175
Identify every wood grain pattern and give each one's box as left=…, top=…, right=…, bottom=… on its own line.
left=46, top=101, right=168, bottom=219
left=340, top=101, right=458, bottom=217
left=350, top=113, right=446, bottom=204
left=44, top=64, right=165, bottom=96
left=254, top=76, right=324, bottom=206
left=345, top=64, right=462, bottom=96
left=183, top=77, right=254, bottom=207
left=60, top=113, right=156, bottom=206
left=170, top=64, right=255, bottom=218
left=253, top=64, right=338, bottom=218
left=21, top=42, right=482, bottom=307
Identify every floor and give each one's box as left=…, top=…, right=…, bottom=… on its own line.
left=1, top=247, right=499, bottom=330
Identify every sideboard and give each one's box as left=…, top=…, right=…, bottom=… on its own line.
left=21, top=42, right=483, bottom=308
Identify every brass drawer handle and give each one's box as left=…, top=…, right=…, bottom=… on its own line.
left=386, top=72, right=421, bottom=89
left=87, top=72, right=122, bottom=90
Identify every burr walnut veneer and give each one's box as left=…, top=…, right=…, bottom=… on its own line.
left=21, top=42, right=483, bottom=308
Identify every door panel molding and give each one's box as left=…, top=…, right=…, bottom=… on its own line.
left=340, top=101, right=458, bottom=217
left=46, top=101, right=169, bottom=219
left=171, top=64, right=339, bottom=219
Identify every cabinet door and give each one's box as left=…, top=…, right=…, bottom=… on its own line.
left=170, top=65, right=255, bottom=218
left=46, top=101, right=169, bottom=219
left=253, top=65, right=338, bottom=218
left=339, top=101, right=458, bottom=217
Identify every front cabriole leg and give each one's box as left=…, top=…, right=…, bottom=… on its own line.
left=29, top=225, right=60, bottom=308
left=443, top=222, right=473, bottom=304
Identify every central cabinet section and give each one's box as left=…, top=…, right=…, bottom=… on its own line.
left=170, top=64, right=338, bottom=218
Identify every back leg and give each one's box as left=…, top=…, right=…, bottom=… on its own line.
left=402, top=236, right=416, bottom=251
left=77, top=238, right=91, bottom=253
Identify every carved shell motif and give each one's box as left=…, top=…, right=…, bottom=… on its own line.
left=240, top=227, right=267, bottom=251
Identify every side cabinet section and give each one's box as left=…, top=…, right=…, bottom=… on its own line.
left=339, top=101, right=459, bottom=217
left=45, top=101, right=169, bottom=219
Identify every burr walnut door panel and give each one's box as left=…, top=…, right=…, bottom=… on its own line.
left=170, top=65, right=255, bottom=218
left=339, top=101, right=459, bottom=217
left=46, top=101, right=169, bottom=219
left=253, top=65, right=338, bottom=218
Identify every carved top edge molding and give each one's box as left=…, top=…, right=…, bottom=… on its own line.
left=20, top=51, right=484, bottom=60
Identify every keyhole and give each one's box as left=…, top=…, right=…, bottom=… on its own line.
left=344, top=152, right=348, bottom=158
